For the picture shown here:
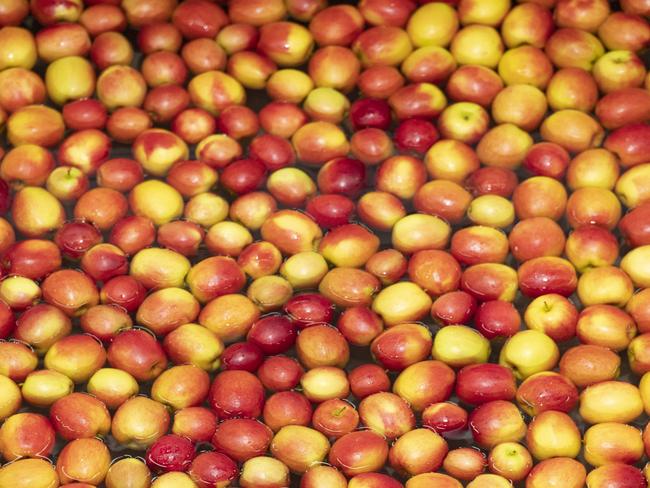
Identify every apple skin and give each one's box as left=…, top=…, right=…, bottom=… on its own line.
left=393, top=360, right=455, bottom=412
left=389, top=428, right=448, bottom=477
left=312, top=398, right=359, bottom=438
left=262, top=391, right=312, bottom=432
left=526, top=410, right=581, bottom=461
left=408, top=250, right=462, bottom=295
left=209, top=370, right=265, bottom=418
left=544, top=27, right=604, bottom=70
left=271, top=425, right=329, bottom=474
left=488, top=442, right=533, bottom=482
left=508, top=217, right=566, bottom=263
left=577, top=265, right=634, bottom=308
left=577, top=304, right=637, bottom=352
left=468, top=400, right=527, bottom=449
left=328, top=430, right=388, bottom=477
left=442, top=447, right=486, bottom=481
left=348, top=473, right=404, bottom=488
left=405, top=473, right=463, bottom=488
left=49, top=392, right=111, bottom=440
left=517, top=256, right=577, bottom=298
left=565, top=225, right=619, bottom=272
left=258, top=366, right=304, bottom=401
left=461, top=263, right=518, bottom=302
left=0, top=412, right=55, bottom=461
left=525, top=457, right=586, bottom=488
left=431, top=290, right=477, bottom=326
left=55, top=437, right=111, bottom=485
left=620, top=202, right=650, bottom=247
left=605, top=122, right=650, bottom=169
left=597, top=11, right=650, bottom=51
left=212, top=418, right=273, bottom=463
left=540, top=109, right=605, bottom=154
left=107, top=328, right=166, bottom=381
left=105, top=457, right=151, bottom=488
left=516, top=371, right=578, bottom=416
left=446, top=65, right=503, bottom=107
left=44, top=334, right=106, bottom=384
left=584, top=422, right=644, bottom=466
left=359, top=392, right=415, bottom=440
left=580, top=380, right=644, bottom=424
left=501, top=2, right=553, bottom=48
left=499, top=330, right=560, bottom=380
left=522, top=142, right=570, bottom=180
left=546, top=68, right=599, bottom=113
left=627, top=288, right=650, bottom=333
left=455, top=363, right=517, bottom=405
left=466, top=167, right=518, bottom=198
left=296, top=323, right=349, bottom=368
left=301, top=465, right=347, bottom=488
left=512, top=176, right=567, bottom=221
left=421, top=402, right=468, bottom=437
left=616, top=163, right=650, bottom=209
left=586, top=464, right=646, bottom=488
left=524, top=293, right=578, bottom=342
left=348, top=363, right=390, bottom=400
left=474, top=300, right=521, bottom=339
left=560, top=344, right=621, bottom=388
left=596, top=88, right=650, bottom=130
left=239, top=456, right=290, bottom=488
left=365, top=249, right=408, bottom=285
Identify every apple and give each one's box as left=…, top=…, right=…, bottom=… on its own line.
left=587, top=465, right=646, bottom=488
left=56, top=438, right=111, bottom=485
left=312, top=398, right=359, bottom=438
left=239, top=456, right=290, bottom=488
left=616, top=163, right=650, bottom=209
left=593, top=50, right=646, bottom=93
left=565, top=225, right=619, bottom=272
left=393, top=360, right=455, bottom=411
left=508, top=217, right=566, bottom=263
left=492, top=84, right=548, bottom=132
left=389, top=428, right=448, bottom=476
left=580, top=380, right=644, bottom=424
left=498, top=46, right=554, bottom=88
left=524, top=294, right=578, bottom=341
left=432, top=325, right=490, bottom=367
left=501, top=2, right=553, bottom=48
left=546, top=67, right=599, bottom=113
left=598, top=11, right=650, bottom=51
left=488, top=442, right=533, bottom=482
left=475, top=123, right=533, bottom=170
left=469, top=400, right=527, bottom=448
left=44, top=334, right=106, bottom=383
left=0, top=412, right=55, bottom=460
left=105, top=458, right=151, bottom=488
left=442, top=447, right=486, bottom=481
left=446, top=65, right=503, bottom=107
left=421, top=402, right=468, bottom=436
left=566, top=148, right=620, bottom=190
left=301, top=465, right=347, bottom=488
left=270, top=425, right=329, bottom=473
left=328, top=430, right=388, bottom=477
left=499, top=330, right=560, bottom=380
left=526, top=458, right=587, bottom=488
left=450, top=25, right=504, bottom=69
left=359, top=392, right=415, bottom=440
left=348, top=363, right=391, bottom=399
left=21, top=370, right=73, bottom=408
left=424, top=139, right=479, bottom=183
left=86, top=368, right=138, bottom=410
left=262, top=391, right=312, bottom=431
left=402, top=46, right=457, bottom=84
left=456, top=363, right=517, bottom=405
left=584, top=422, right=644, bottom=466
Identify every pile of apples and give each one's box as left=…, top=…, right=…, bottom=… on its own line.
left=0, top=0, right=650, bottom=486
